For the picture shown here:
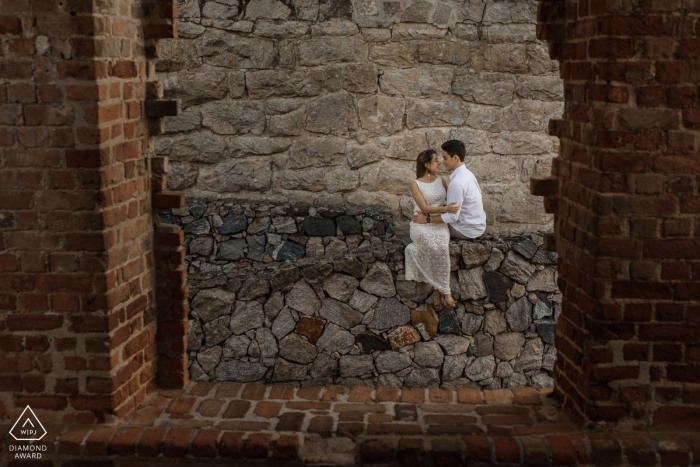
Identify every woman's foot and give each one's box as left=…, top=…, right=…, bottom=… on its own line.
left=443, top=294, right=456, bottom=308
left=433, top=290, right=444, bottom=310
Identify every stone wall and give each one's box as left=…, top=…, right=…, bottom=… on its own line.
left=168, top=198, right=560, bottom=389
left=156, top=0, right=563, bottom=233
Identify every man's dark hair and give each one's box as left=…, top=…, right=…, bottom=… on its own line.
left=441, top=140, right=466, bottom=162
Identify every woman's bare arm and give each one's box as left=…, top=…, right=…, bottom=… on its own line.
left=410, top=182, right=458, bottom=214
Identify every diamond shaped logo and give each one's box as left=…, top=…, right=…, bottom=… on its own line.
left=9, top=406, right=47, bottom=441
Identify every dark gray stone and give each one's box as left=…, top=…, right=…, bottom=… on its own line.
left=512, top=338, right=544, bottom=372
left=474, top=332, right=494, bottom=357
left=279, top=334, right=318, bottom=364
left=535, top=292, right=553, bottom=309
left=531, top=248, right=558, bottom=265
left=339, top=355, right=374, bottom=377
left=405, top=368, right=440, bottom=387
left=396, top=279, right=432, bottom=303
left=273, top=241, right=305, bottom=261
left=286, top=202, right=311, bottom=216
left=483, top=310, right=507, bottom=336
left=286, top=279, right=321, bottom=316
left=532, top=300, right=552, bottom=320
left=223, top=335, right=251, bottom=360
left=272, top=359, right=308, bottom=382
left=512, top=238, right=538, bottom=259
left=302, top=262, right=334, bottom=283
left=438, top=309, right=461, bottom=335
left=191, top=288, right=234, bottom=322
left=433, top=334, right=470, bottom=356
left=272, top=307, right=296, bottom=339
left=190, top=205, right=206, bottom=219
left=413, top=341, right=444, bottom=367
left=360, top=262, right=396, bottom=297
left=230, top=301, right=264, bottom=335
left=535, top=319, right=556, bottom=344
left=483, top=272, right=512, bottom=303
left=317, top=207, right=344, bottom=219
left=370, top=297, right=410, bottom=330
left=494, top=332, right=525, bottom=361
left=246, top=234, right=265, bottom=261
left=333, top=257, right=367, bottom=278
left=356, top=332, right=391, bottom=354
left=442, top=353, right=469, bottom=381
left=270, top=267, right=300, bottom=291
left=319, top=298, right=364, bottom=329
left=303, top=217, right=336, bottom=236
left=237, top=278, right=270, bottom=301
left=216, top=360, right=266, bottom=382
left=189, top=237, right=214, bottom=256
left=461, top=313, right=483, bottom=336
left=184, top=218, right=210, bottom=235
left=505, top=297, right=532, bottom=332
left=375, top=351, right=412, bottom=373
left=220, top=214, right=247, bottom=234
left=336, top=215, right=362, bottom=234
left=465, top=355, right=495, bottom=382
left=203, top=315, right=232, bottom=346
left=316, top=323, right=355, bottom=354
left=217, top=239, right=246, bottom=261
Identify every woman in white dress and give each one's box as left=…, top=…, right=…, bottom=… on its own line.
left=405, top=149, right=459, bottom=309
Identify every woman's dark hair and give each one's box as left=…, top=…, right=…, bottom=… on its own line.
left=416, top=149, right=437, bottom=179
left=441, top=140, right=466, bottom=162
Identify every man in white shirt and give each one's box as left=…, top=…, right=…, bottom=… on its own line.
left=412, top=140, right=487, bottom=239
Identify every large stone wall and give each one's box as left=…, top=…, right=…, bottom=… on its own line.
left=156, top=0, right=563, bottom=233
left=168, top=198, right=560, bottom=389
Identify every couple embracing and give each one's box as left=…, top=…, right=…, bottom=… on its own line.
left=405, top=140, right=486, bottom=310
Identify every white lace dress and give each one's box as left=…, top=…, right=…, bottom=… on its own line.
left=405, top=178, right=451, bottom=295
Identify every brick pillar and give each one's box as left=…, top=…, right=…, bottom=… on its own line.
left=536, top=0, right=700, bottom=429
left=0, top=0, right=177, bottom=423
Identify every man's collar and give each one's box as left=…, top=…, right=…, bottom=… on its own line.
left=449, top=164, right=466, bottom=180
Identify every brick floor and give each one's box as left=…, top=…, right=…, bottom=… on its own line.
left=1, top=383, right=698, bottom=465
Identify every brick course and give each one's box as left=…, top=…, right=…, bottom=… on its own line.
left=0, top=383, right=694, bottom=465
left=0, top=0, right=178, bottom=422
left=535, top=0, right=700, bottom=429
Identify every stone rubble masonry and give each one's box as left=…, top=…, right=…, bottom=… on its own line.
left=174, top=197, right=560, bottom=390
left=5, top=382, right=699, bottom=465
left=156, top=0, right=564, bottom=233
left=0, top=0, right=178, bottom=423
left=536, top=0, right=700, bottom=431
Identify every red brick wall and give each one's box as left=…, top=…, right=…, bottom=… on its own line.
left=537, top=0, right=700, bottom=429
left=0, top=0, right=176, bottom=423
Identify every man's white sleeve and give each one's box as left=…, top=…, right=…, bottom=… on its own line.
left=440, top=181, right=463, bottom=225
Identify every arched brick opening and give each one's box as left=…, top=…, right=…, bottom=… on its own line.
left=534, top=0, right=700, bottom=430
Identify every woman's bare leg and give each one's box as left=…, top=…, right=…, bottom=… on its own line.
left=433, top=290, right=443, bottom=310
left=444, top=294, right=456, bottom=308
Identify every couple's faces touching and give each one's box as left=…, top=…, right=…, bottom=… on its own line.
left=441, top=150, right=461, bottom=171
left=425, top=150, right=460, bottom=174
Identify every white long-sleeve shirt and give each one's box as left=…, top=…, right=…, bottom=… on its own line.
left=440, top=165, right=487, bottom=238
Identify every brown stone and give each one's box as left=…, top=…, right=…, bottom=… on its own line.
left=295, top=316, right=326, bottom=343
left=388, top=325, right=421, bottom=350
left=410, top=307, right=439, bottom=339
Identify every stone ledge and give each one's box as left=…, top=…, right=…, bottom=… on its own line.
left=185, top=225, right=559, bottom=390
